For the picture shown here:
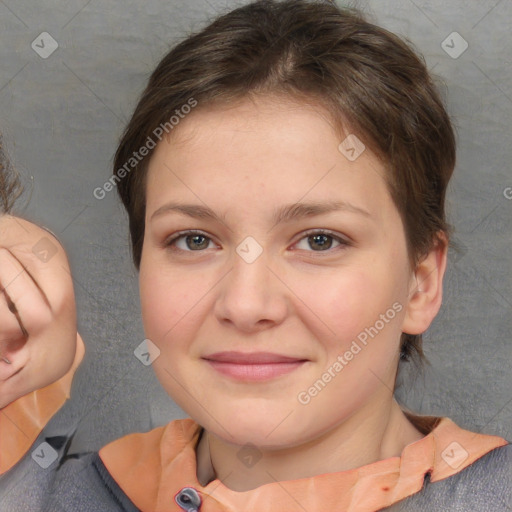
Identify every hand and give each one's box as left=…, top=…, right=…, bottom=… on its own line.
left=0, top=215, right=78, bottom=408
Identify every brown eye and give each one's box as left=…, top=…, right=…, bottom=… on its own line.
left=307, top=233, right=334, bottom=251
left=293, top=230, right=350, bottom=253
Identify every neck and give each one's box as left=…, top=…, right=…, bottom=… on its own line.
left=196, top=397, right=424, bottom=492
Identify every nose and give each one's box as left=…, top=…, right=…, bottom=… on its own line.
left=213, top=242, right=288, bottom=333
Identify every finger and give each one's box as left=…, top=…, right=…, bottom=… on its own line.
left=0, top=289, right=24, bottom=345
left=0, top=290, right=26, bottom=379
left=0, top=248, right=52, bottom=337
left=0, top=217, right=75, bottom=318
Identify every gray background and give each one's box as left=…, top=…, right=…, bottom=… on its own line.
left=0, top=0, right=510, bottom=453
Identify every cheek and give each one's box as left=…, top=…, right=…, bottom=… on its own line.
left=291, top=267, right=386, bottom=345
left=290, top=263, right=407, bottom=378
left=139, top=262, right=207, bottom=345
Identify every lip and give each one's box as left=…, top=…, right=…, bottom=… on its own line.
left=202, top=351, right=308, bottom=381
left=203, top=351, right=306, bottom=364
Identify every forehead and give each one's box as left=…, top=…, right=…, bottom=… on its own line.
left=144, top=96, right=395, bottom=225
left=167, top=95, right=341, bottom=150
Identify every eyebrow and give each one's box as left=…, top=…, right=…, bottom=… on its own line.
left=151, top=200, right=371, bottom=226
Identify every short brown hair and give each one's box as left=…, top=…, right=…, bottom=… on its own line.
left=114, top=0, right=456, bottom=363
left=0, top=134, right=23, bottom=214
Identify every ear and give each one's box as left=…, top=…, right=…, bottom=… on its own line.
left=401, top=233, right=448, bottom=335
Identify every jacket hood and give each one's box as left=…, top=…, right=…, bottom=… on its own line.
left=99, top=413, right=508, bottom=512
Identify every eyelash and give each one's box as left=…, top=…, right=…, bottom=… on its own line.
left=163, top=229, right=351, bottom=255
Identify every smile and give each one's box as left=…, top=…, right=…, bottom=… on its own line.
left=202, top=351, right=308, bottom=382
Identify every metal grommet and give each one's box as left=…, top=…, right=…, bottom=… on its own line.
left=175, top=487, right=202, bottom=512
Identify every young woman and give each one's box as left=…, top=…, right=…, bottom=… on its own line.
left=25, top=0, right=512, bottom=510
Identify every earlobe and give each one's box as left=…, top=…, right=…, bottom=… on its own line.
left=401, top=234, right=448, bottom=336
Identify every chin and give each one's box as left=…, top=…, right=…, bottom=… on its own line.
left=199, top=406, right=308, bottom=449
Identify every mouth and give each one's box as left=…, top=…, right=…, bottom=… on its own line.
left=202, top=351, right=308, bottom=381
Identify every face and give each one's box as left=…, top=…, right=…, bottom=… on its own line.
left=139, top=96, right=417, bottom=449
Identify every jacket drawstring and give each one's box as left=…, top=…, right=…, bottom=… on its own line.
left=175, top=487, right=202, bottom=512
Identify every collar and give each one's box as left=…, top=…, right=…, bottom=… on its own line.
left=0, top=333, right=85, bottom=474
left=99, top=412, right=509, bottom=512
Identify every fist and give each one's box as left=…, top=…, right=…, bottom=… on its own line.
left=0, top=215, right=77, bottom=408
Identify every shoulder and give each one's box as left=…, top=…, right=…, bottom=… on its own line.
left=98, top=418, right=199, bottom=486
left=433, top=442, right=512, bottom=503
left=41, top=419, right=199, bottom=512
left=42, top=451, right=140, bottom=512
left=388, top=443, right=512, bottom=511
